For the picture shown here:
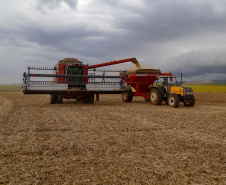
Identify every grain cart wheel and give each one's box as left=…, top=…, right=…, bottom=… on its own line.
left=150, top=89, right=162, bottom=105
left=122, top=90, right=133, bottom=102
left=50, top=94, right=57, bottom=104
left=57, top=95, right=63, bottom=104
left=168, top=93, right=180, bottom=108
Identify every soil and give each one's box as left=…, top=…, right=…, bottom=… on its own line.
left=0, top=92, right=225, bottom=184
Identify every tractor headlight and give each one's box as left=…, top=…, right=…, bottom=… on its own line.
left=187, top=91, right=193, bottom=95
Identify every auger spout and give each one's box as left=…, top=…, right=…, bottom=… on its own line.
left=130, top=58, right=141, bottom=69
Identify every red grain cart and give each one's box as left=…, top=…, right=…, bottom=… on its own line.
left=121, top=69, right=172, bottom=102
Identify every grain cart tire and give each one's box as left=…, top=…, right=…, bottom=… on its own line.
left=184, top=100, right=195, bottom=107
left=150, top=89, right=162, bottom=105
left=122, top=90, right=133, bottom=102
left=57, top=95, right=63, bottom=104
left=168, top=94, right=180, bottom=108
left=50, top=94, right=57, bottom=104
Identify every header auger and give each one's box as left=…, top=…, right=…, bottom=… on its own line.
left=22, top=57, right=195, bottom=107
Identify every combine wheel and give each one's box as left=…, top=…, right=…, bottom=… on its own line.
left=82, top=94, right=94, bottom=104
left=82, top=97, right=89, bottom=104
left=122, top=90, right=133, bottom=102
left=88, top=94, right=94, bottom=104
left=168, top=94, right=180, bottom=108
left=50, top=94, right=57, bottom=104
left=57, top=95, right=63, bottom=104
left=150, top=89, right=162, bottom=105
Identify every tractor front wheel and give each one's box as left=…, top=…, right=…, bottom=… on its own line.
left=122, top=90, right=133, bottom=102
left=168, top=94, right=180, bottom=108
left=150, top=89, right=162, bottom=105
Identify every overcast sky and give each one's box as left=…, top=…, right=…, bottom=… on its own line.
left=1, top=0, right=226, bottom=84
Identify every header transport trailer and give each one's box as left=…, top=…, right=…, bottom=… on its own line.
left=22, top=57, right=195, bottom=108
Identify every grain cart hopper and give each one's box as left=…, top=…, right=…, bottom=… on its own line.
left=22, top=57, right=146, bottom=104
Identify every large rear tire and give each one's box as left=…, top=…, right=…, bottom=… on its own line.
left=168, top=94, right=180, bottom=108
left=122, top=90, right=133, bottom=102
left=50, top=94, right=57, bottom=104
left=150, top=89, right=162, bottom=105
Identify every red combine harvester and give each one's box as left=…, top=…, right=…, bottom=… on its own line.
left=23, top=57, right=194, bottom=107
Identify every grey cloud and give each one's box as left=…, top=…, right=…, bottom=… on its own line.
left=1, top=0, right=226, bottom=83
left=166, top=49, right=226, bottom=80
left=35, top=0, right=78, bottom=11
left=116, top=1, right=226, bottom=43
left=12, top=0, right=226, bottom=56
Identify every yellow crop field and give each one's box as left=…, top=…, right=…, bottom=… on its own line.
left=184, top=84, right=226, bottom=93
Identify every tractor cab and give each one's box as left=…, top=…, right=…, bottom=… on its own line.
left=152, top=75, right=182, bottom=97
left=155, top=75, right=180, bottom=87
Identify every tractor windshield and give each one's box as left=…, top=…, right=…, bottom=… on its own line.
left=155, top=76, right=181, bottom=86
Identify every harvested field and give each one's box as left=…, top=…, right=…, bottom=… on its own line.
left=0, top=91, right=225, bottom=184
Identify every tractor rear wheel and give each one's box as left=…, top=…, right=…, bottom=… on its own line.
left=168, top=94, right=180, bottom=108
left=57, top=95, right=63, bottom=104
left=122, top=90, right=133, bottom=102
left=150, top=89, right=162, bottom=105
left=50, top=94, right=57, bottom=104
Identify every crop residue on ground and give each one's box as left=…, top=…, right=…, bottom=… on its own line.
left=0, top=92, right=225, bottom=184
